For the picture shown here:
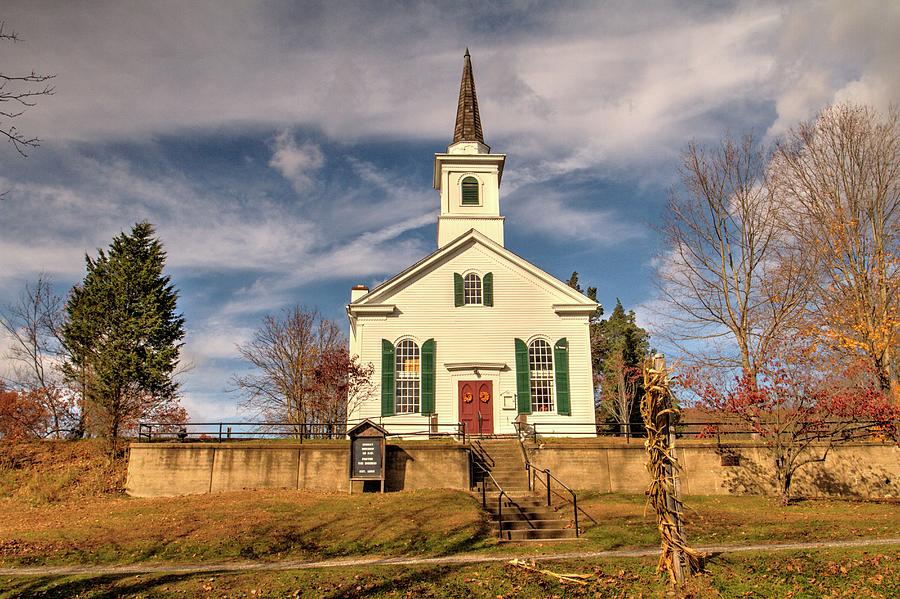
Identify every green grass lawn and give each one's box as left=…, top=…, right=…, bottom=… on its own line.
left=2, top=546, right=898, bottom=598
left=1, top=441, right=898, bottom=571
left=2, top=487, right=898, bottom=568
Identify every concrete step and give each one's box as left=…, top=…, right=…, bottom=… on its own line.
left=499, top=528, right=579, bottom=541
left=483, top=511, right=540, bottom=522
left=486, top=506, right=557, bottom=518
left=493, top=519, right=570, bottom=531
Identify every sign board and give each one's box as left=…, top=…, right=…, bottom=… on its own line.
left=347, top=419, right=389, bottom=493
left=350, top=437, right=383, bottom=479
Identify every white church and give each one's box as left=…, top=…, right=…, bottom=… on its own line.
left=347, top=52, right=598, bottom=436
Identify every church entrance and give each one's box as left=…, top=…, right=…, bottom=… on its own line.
left=458, top=380, right=493, bottom=436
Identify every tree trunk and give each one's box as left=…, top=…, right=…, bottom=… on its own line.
left=775, top=455, right=793, bottom=505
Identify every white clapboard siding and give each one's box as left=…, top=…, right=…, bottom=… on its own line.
left=348, top=239, right=596, bottom=436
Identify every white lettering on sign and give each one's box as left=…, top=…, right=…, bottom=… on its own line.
left=351, top=438, right=383, bottom=479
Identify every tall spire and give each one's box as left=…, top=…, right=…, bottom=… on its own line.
left=453, top=48, right=485, bottom=145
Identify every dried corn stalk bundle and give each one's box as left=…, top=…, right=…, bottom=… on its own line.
left=641, top=357, right=704, bottom=585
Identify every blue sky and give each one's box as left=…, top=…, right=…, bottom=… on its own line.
left=2, top=1, right=897, bottom=419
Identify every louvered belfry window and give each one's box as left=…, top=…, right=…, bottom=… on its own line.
left=461, top=176, right=479, bottom=205
left=395, top=339, right=420, bottom=413
left=464, top=273, right=482, bottom=305
left=529, top=339, right=554, bottom=412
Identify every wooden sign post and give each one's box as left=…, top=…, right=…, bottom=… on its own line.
left=347, top=419, right=388, bottom=494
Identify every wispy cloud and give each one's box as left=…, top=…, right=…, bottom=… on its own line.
left=5, top=1, right=895, bottom=176
left=268, top=131, right=324, bottom=192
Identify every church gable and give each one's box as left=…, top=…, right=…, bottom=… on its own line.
left=351, top=231, right=596, bottom=313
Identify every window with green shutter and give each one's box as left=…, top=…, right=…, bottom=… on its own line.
left=483, top=272, right=493, bottom=306
left=461, top=176, right=479, bottom=205
left=421, top=339, right=435, bottom=415
left=381, top=339, right=395, bottom=416
left=554, top=338, right=571, bottom=415
left=514, top=338, right=531, bottom=414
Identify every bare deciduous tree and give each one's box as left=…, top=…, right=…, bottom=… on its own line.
left=771, top=103, right=900, bottom=400
left=1, top=21, right=55, bottom=157
left=233, top=306, right=373, bottom=432
left=600, top=348, right=639, bottom=437
left=0, top=274, right=75, bottom=437
left=657, top=134, right=807, bottom=381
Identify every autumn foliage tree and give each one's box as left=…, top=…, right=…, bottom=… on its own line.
left=684, top=348, right=897, bottom=503
left=233, top=306, right=374, bottom=433
left=0, top=380, right=48, bottom=440
left=0, top=275, right=76, bottom=437
left=771, top=104, right=900, bottom=401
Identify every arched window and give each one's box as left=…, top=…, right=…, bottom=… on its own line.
left=395, top=339, right=420, bottom=413
left=528, top=339, right=554, bottom=412
left=464, top=273, right=482, bottom=305
left=461, top=176, right=480, bottom=205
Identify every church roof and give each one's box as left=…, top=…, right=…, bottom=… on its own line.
left=453, top=49, right=485, bottom=145
left=348, top=229, right=599, bottom=311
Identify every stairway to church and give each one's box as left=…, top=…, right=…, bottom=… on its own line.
left=470, top=439, right=578, bottom=541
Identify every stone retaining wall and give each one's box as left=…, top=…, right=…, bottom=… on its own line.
left=126, top=439, right=900, bottom=499
left=526, top=440, right=900, bottom=498
left=126, top=441, right=470, bottom=498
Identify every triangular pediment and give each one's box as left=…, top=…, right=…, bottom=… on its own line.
left=350, top=229, right=598, bottom=310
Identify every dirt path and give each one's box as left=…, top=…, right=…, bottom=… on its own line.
left=3, top=537, right=898, bottom=578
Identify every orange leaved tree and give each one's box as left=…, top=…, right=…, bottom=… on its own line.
left=771, top=103, right=900, bottom=402
left=685, top=351, right=897, bottom=504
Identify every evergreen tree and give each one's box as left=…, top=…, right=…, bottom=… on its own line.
left=595, top=300, right=650, bottom=435
left=566, top=273, right=651, bottom=432
left=62, top=222, right=185, bottom=447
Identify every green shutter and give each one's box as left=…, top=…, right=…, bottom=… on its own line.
left=461, top=176, right=479, bottom=205
left=515, top=338, right=531, bottom=414
left=483, top=272, right=493, bottom=306
left=381, top=339, right=395, bottom=416
left=421, top=338, right=435, bottom=415
left=554, top=338, right=571, bottom=415
left=454, top=273, right=464, bottom=307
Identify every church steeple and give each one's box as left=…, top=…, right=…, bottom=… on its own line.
left=433, top=50, right=507, bottom=248
left=453, top=48, right=486, bottom=148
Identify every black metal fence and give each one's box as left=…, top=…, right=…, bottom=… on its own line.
left=137, top=420, right=467, bottom=443
left=137, top=418, right=898, bottom=444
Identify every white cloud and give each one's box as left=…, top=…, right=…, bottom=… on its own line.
left=767, top=0, right=900, bottom=136
left=509, top=190, right=645, bottom=246
left=2, top=1, right=894, bottom=181
left=268, top=131, right=324, bottom=192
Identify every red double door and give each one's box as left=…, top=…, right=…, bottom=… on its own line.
left=458, top=380, right=493, bottom=436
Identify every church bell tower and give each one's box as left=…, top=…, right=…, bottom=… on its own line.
left=434, top=50, right=507, bottom=248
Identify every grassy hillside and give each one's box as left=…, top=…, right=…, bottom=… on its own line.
left=0, top=440, right=126, bottom=505
left=0, top=440, right=897, bottom=571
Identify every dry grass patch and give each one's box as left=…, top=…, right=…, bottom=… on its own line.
left=3, top=547, right=898, bottom=598
left=0, top=488, right=490, bottom=567
left=0, top=440, right=125, bottom=505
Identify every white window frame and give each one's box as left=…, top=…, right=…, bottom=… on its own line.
left=394, top=338, right=420, bottom=414
left=463, top=272, right=482, bottom=306
left=528, top=338, right=554, bottom=413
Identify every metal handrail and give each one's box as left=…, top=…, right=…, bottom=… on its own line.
left=471, top=460, right=512, bottom=540
left=514, top=421, right=581, bottom=537
left=529, top=465, right=579, bottom=536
